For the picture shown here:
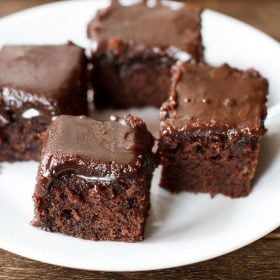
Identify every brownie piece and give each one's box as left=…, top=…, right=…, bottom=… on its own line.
left=159, top=63, right=268, bottom=197
left=0, top=44, right=88, bottom=162
left=32, top=115, right=155, bottom=242
left=88, top=0, right=203, bottom=108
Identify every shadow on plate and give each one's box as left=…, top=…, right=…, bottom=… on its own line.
left=145, top=189, right=237, bottom=242
left=145, top=191, right=178, bottom=240
left=254, top=130, right=280, bottom=184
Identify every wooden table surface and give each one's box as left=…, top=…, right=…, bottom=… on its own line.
left=0, top=1, right=280, bottom=279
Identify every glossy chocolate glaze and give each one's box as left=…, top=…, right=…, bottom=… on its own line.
left=0, top=44, right=87, bottom=119
left=161, top=63, right=268, bottom=135
left=35, top=115, right=155, bottom=197
left=44, top=115, right=153, bottom=163
left=88, top=1, right=202, bottom=59
left=0, top=44, right=88, bottom=161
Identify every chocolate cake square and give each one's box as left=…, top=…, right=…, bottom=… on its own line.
left=33, top=115, right=155, bottom=242
left=0, top=44, right=88, bottom=162
left=87, top=0, right=203, bottom=108
left=159, top=63, right=268, bottom=197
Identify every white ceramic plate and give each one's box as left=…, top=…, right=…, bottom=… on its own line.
left=0, top=0, right=280, bottom=272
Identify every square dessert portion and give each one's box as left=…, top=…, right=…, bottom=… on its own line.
left=87, top=0, right=202, bottom=108
left=0, top=44, right=88, bottom=162
left=159, top=63, right=268, bottom=197
left=33, top=115, right=155, bottom=242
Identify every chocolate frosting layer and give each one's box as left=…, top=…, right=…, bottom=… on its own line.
left=44, top=115, right=153, bottom=163
left=0, top=44, right=86, bottom=113
left=36, top=115, right=155, bottom=197
left=161, top=63, right=268, bottom=134
left=88, top=1, right=202, bottom=58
